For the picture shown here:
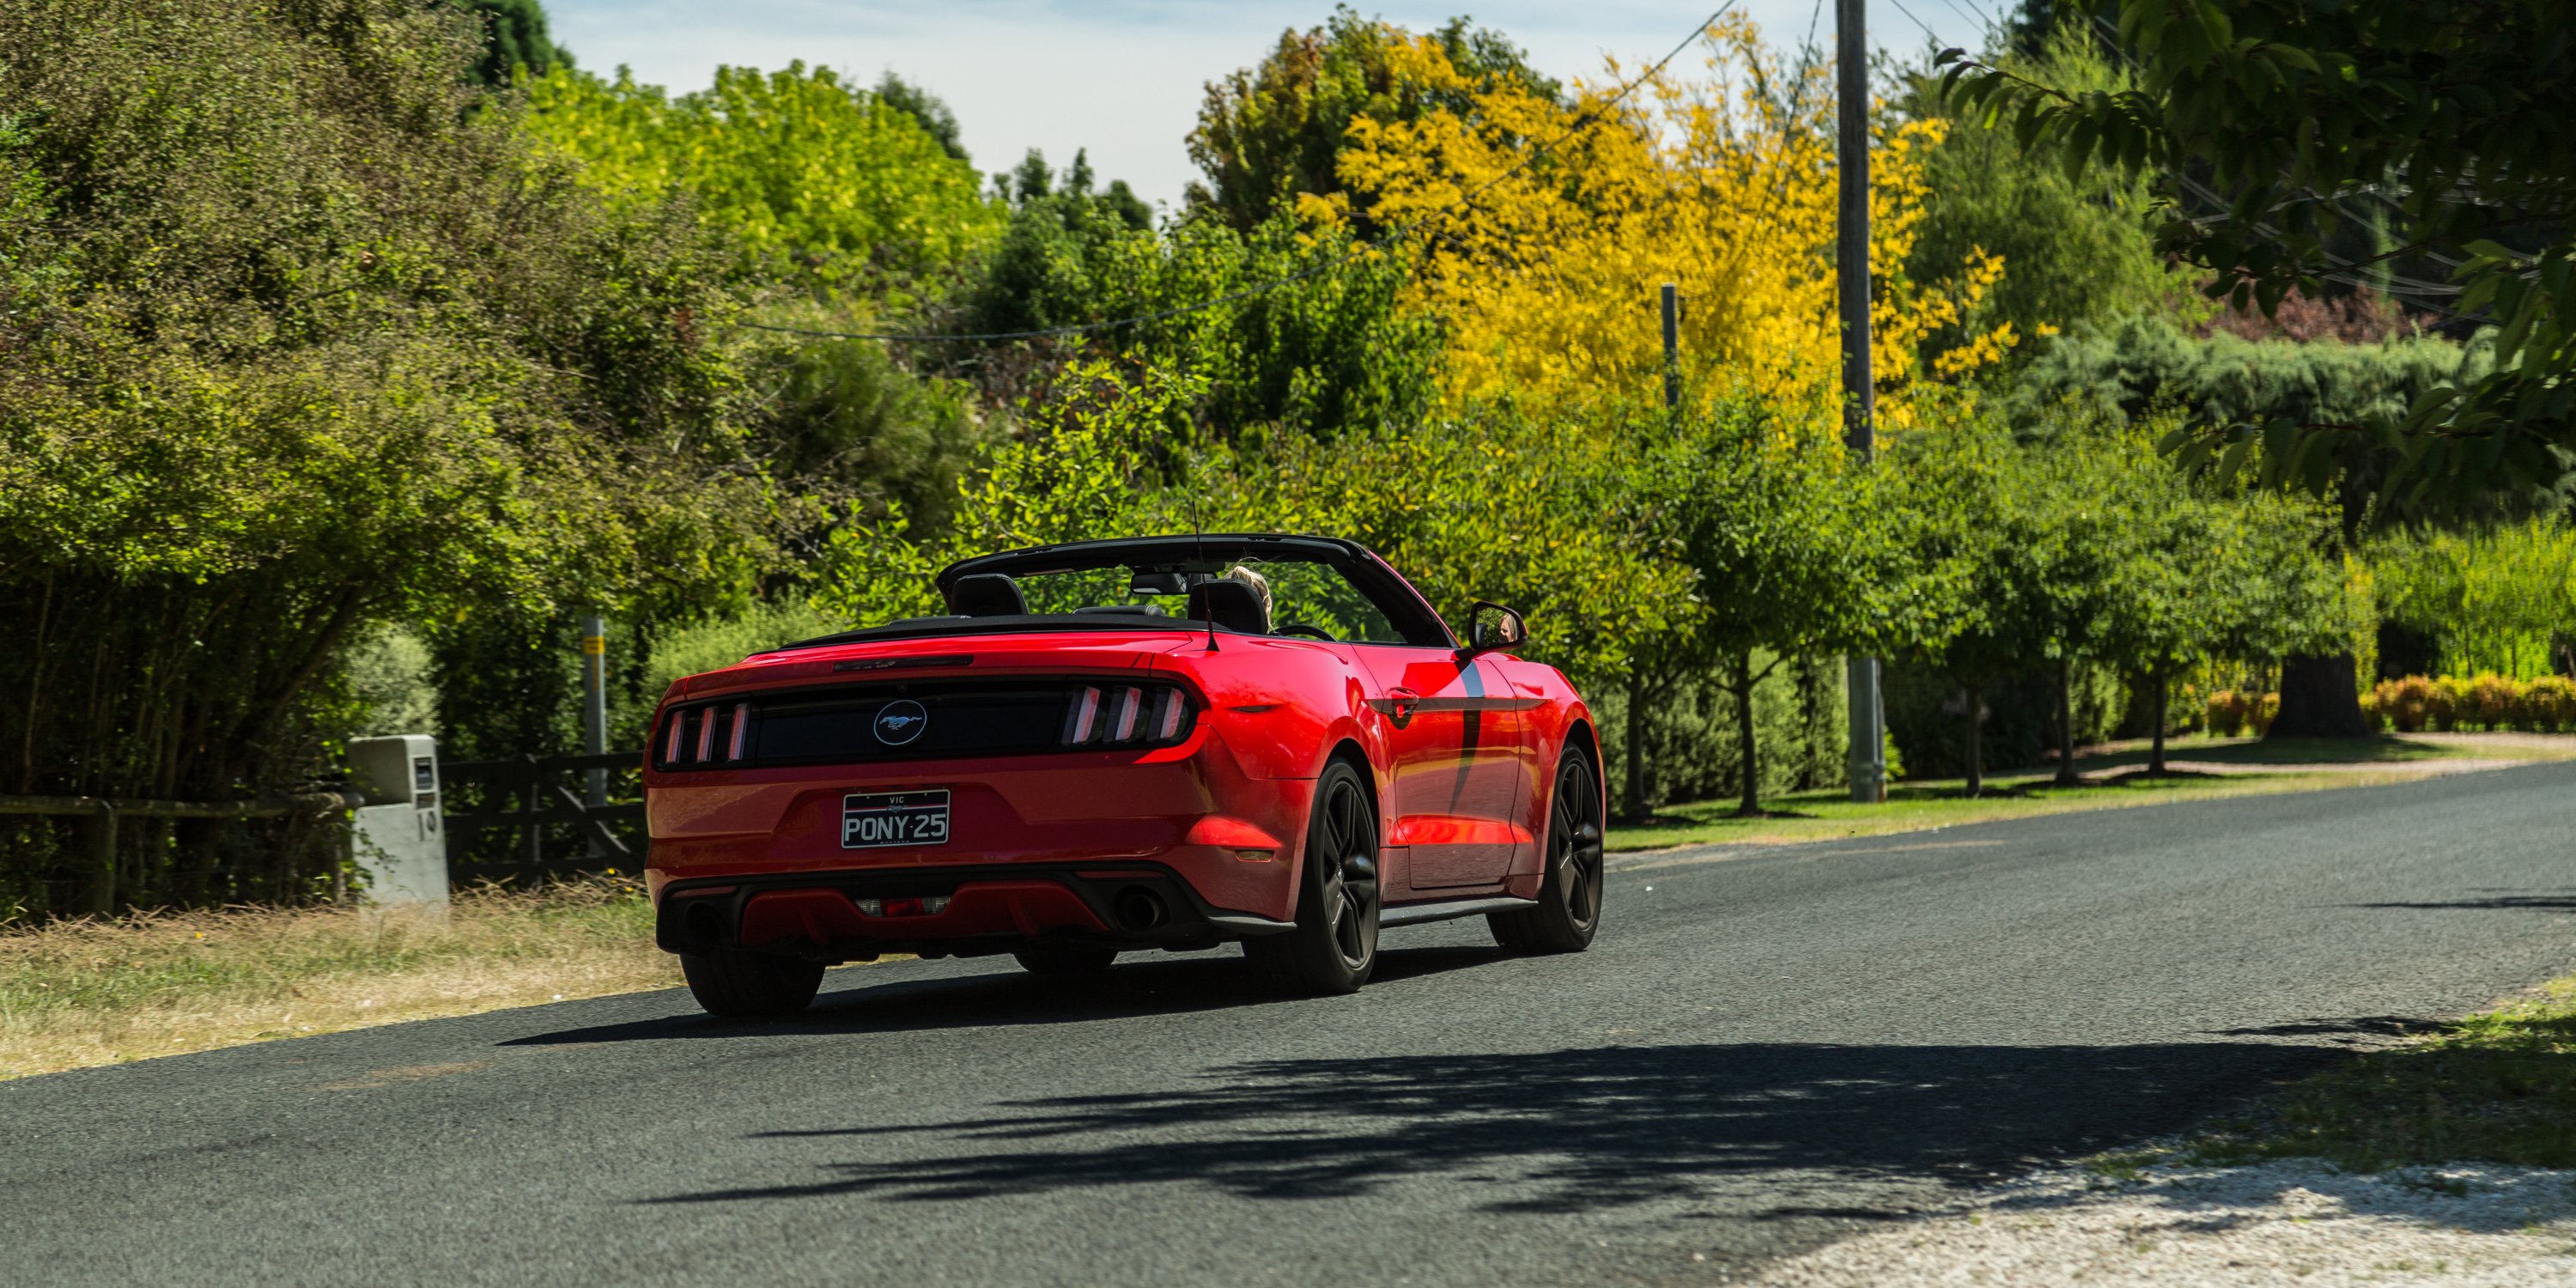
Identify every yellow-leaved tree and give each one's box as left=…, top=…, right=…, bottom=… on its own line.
left=1319, top=15, right=2012, bottom=422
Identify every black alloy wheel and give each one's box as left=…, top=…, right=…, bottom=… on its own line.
left=1245, top=760, right=1380, bottom=993
left=1013, top=942, right=1119, bottom=975
left=1490, top=749, right=1605, bottom=953
left=680, top=947, right=827, bottom=1018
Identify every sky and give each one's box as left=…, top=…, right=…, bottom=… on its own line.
left=545, top=0, right=2005, bottom=212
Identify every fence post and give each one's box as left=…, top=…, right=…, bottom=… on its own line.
left=580, top=613, right=609, bottom=857
left=520, top=752, right=544, bottom=866
left=76, top=800, right=117, bottom=915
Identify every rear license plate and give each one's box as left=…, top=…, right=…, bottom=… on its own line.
left=841, top=790, right=951, bottom=849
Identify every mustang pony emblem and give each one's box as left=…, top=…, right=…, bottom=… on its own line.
left=873, top=700, right=930, bottom=746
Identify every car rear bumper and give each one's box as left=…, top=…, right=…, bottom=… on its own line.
left=654, top=862, right=1297, bottom=961
left=641, top=730, right=1312, bottom=954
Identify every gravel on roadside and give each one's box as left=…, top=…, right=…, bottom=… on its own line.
left=1752, top=1159, right=2576, bottom=1287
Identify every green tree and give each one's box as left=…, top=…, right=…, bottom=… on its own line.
left=2012, top=316, right=2479, bottom=489
left=525, top=61, right=1001, bottom=290
left=2014, top=314, right=2478, bottom=737
left=1943, top=0, right=2576, bottom=516
left=1905, top=22, right=2189, bottom=374
left=2016, top=430, right=2154, bottom=784
left=457, top=0, right=568, bottom=87
left=875, top=72, right=967, bottom=162
left=958, top=164, right=1439, bottom=441
left=1658, top=405, right=1915, bottom=817
left=750, top=326, right=989, bottom=542
left=1186, top=6, right=1558, bottom=234
left=1884, top=422, right=2048, bottom=795
left=2089, top=471, right=2344, bottom=772
left=0, top=0, right=780, bottom=912
left=967, top=149, right=1158, bottom=337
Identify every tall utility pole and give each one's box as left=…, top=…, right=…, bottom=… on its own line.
left=1838, top=0, right=1888, bottom=803
left=1624, top=283, right=1684, bottom=823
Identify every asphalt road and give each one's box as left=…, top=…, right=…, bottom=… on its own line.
left=9, top=766, right=2576, bottom=1288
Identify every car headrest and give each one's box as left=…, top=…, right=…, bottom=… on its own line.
left=1186, top=579, right=1267, bottom=635
left=946, top=573, right=1026, bottom=617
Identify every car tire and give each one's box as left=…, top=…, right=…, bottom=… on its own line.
left=1489, top=748, right=1605, bottom=954
left=1244, top=759, right=1380, bottom=994
left=1013, top=942, right=1118, bottom=975
left=680, top=947, right=826, bottom=1018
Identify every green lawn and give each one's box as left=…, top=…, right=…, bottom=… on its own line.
left=1607, top=732, right=2576, bottom=853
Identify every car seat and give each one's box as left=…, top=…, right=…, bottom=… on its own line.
left=1185, top=579, right=1268, bottom=635
left=947, top=573, right=1027, bottom=617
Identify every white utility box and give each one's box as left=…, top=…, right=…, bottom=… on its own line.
left=348, top=734, right=448, bottom=903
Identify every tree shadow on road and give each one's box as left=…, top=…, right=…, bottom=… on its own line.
left=635, top=1037, right=2354, bottom=1214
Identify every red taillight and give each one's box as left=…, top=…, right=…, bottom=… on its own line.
left=1064, top=685, right=1102, bottom=744
left=694, top=707, right=718, bottom=762
left=1064, top=684, right=1194, bottom=748
left=663, top=712, right=685, bottom=762
left=726, top=702, right=750, bottom=761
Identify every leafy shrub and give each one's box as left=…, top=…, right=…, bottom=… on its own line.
left=2429, top=677, right=2471, bottom=731
left=2253, top=692, right=2281, bottom=736
left=2370, top=673, right=2576, bottom=733
left=2524, top=676, right=2576, bottom=732
left=2469, top=673, right=2523, bottom=730
left=2205, top=689, right=2251, bottom=737
left=2378, top=676, right=2433, bottom=732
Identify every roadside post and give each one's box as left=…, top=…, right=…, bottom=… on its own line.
left=580, top=613, right=609, bottom=858
left=1838, top=0, right=1889, bottom=803
left=347, top=734, right=449, bottom=903
left=1660, top=282, right=1680, bottom=410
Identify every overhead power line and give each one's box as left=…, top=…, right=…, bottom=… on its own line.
left=739, top=4, right=1739, bottom=346
left=1885, top=0, right=1945, bottom=47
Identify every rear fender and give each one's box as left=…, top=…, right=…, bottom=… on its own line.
left=1151, top=641, right=1389, bottom=902
left=1150, top=640, right=1383, bottom=781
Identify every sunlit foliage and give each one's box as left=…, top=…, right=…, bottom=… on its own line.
left=816, top=363, right=1692, bottom=683
left=1186, top=6, right=1558, bottom=237
left=525, top=62, right=1001, bottom=289
left=1321, top=15, right=2013, bottom=416
left=0, top=0, right=783, bottom=913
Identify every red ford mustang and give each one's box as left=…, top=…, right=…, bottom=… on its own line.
left=642, top=534, right=1605, bottom=1017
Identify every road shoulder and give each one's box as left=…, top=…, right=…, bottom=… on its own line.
left=1758, top=971, right=2576, bottom=1286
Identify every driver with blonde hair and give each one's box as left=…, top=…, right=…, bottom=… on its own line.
left=1223, top=565, right=1273, bottom=630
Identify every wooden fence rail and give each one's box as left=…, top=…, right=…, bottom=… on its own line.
left=1, top=750, right=651, bottom=908
left=439, top=752, right=646, bottom=867
left=0, top=791, right=362, bottom=913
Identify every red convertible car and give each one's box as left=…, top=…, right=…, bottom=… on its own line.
left=642, top=535, right=1604, bottom=1017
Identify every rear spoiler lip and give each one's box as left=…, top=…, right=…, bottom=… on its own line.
left=769, top=614, right=1223, bottom=653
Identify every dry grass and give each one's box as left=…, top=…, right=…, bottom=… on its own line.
left=0, top=880, right=682, bottom=1081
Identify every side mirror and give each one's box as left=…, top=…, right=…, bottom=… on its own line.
left=1466, top=601, right=1528, bottom=654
